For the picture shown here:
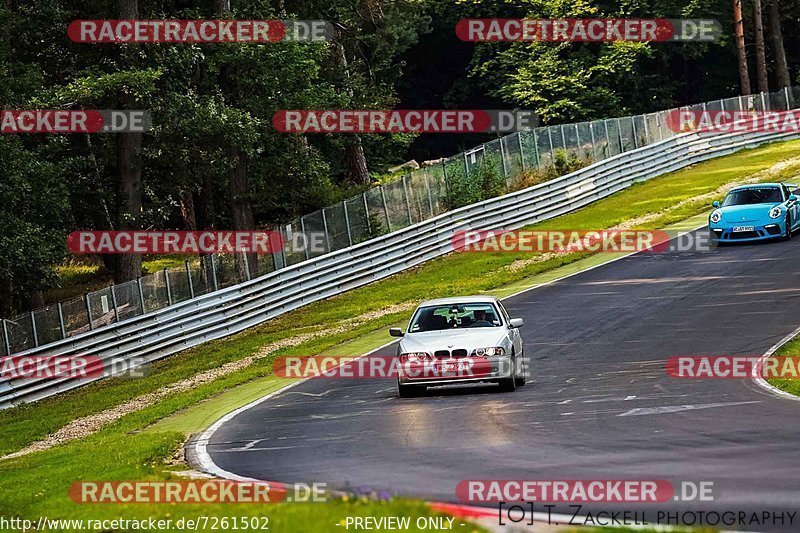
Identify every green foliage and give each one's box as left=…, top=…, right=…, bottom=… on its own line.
left=0, top=138, right=69, bottom=309
left=445, top=154, right=508, bottom=209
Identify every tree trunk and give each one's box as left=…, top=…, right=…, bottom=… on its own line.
left=228, top=151, right=257, bottom=278
left=116, top=127, right=143, bottom=283
left=179, top=190, right=197, bottom=231
left=768, top=0, right=791, bottom=89
left=753, top=0, right=769, bottom=93
left=734, top=0, right=752, bottom=95
left=0, top=277, right=12, bottom=318
left=344, top=135, right=370, bottom=185
left=212, top=0, right=230, bottom=13
left=200, top=176, right=216, bottom=229
left=115, top=0, right=142, bottom=283
left=333, top=37, right=371, bottom=185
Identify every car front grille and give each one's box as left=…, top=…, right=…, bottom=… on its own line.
left=727, top=230, right=760, bottom=239
left=434, top=349, right=470, bottom=358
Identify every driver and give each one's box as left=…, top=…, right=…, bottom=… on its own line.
left=470, top=309, right=494, bottom=327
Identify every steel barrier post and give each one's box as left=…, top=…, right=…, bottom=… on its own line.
left=401, top=176, right=413, bottom=225
left=30, top=311, right=38, bottom=347
left=343, top=201, right=353, bottom=246
left=164, top=269, right=173, bottom=305
left=137, top=277, right=146, bottom=313
left=85, top=293, right=94, bottom=330
left=362, top=193, right=371, bottom=235
left=110, top=284, right=119, bottom=322
left=57, top=302, right=66, bottom=339
left=211, top=254, right=219, bottom=291
left=1, top=320, right=10, bottom=356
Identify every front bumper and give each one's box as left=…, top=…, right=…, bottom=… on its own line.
left=397, top=355, right=512, bottom=386
left=709, top=222, right=784, bottom=242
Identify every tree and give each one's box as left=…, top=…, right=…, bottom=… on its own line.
left=115, top=0, right=144, bottom=283
left=753, top=0, right=769, bottom=92
left=0, top=138, right=69, bottom=315
left=768, top=0, right=791, bottom=89
left=734, top=0, right=752, bottom=94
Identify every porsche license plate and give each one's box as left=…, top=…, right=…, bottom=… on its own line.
left=732, top=226, right=754, bottom=232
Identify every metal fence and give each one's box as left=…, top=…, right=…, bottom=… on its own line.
left=1, top=86, right=798, bottom=358
left=2, top=121, right=797, bottom=407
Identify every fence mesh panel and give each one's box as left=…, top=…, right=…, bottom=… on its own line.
left=344, top=196, right=370, bottom=244
left=215, top=254, right=242, bottom=289
left=382, top=178, right=411, bottom=230
left=167, top=268, right=192, bottom=303
left=405, top=172, right=429, bottom=223
left=6, top=315, right=34, bottom=353
left=5, top=88, right=799, bottom=354
left=112, top=280, right=143, bottom=322
left=140, top=271, right=169, bottom=313
left=87, top=287, right=116, bottom=329
left=325, top=203, right=351, bottom=250
left=33, top=305, right=62, bottom=346
left=60, top=295, right=90, bottom=337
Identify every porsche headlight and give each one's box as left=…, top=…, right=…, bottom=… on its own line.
left=710, top=210, right=722, bottom=223
left=769, top=206, right=783, bottom=219
left=473, top=347, right=505, bottom=357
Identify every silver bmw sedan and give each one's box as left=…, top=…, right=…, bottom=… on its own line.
left=389, top=296, right=526, bottom=397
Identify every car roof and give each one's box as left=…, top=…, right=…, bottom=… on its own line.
left=417, top=295, right=499, bottom=307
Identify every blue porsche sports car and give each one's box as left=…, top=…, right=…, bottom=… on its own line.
left=709, top=183, right=800, bottom=243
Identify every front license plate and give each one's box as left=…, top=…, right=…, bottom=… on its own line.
left=440, top=362, right=470, bottom=372
left=732, top=226, right=754, bottom=232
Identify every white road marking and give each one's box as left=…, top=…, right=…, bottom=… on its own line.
left=619, top=401, right=761, bottom=417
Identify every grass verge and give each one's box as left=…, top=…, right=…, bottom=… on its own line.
left=2, top=139, right=800, bottom=531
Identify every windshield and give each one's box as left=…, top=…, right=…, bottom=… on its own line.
left=722, top=187, right=783, bottom=206
left=409, top=303, right=502, bottom=332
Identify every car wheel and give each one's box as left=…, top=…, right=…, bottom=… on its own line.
left=497, top=354, right=517, bottom=392
left=785, top=214, right=793, bottom=241
left=398, top=382, right=425, bottom=398
left=514, top=351, right=527, bottom=387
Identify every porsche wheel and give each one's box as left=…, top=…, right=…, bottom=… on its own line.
left=785, top=214, right=793, bottom=241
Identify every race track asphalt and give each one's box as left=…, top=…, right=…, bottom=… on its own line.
left=205, top=231, right=800, bottom=530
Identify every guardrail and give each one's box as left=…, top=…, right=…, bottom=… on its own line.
left=2, top=124, right=798, bottom=408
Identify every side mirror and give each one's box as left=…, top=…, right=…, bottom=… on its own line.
left=712, top=201, right=720, bottom=208
left=789, top=195, right=798, bottom=203
left=509, top=318, right=524, bottom=328
left=389, top=327, right=404, bottom=337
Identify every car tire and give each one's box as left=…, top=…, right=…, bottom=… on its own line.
left=497, top=354, right=517, bottom=392
left=785, top=215, right=793, bottom=241
left=514, top=351, right=527, bottom=387
left=398, top=383, right=425, bottom=398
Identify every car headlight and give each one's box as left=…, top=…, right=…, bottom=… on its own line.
left=710, top=210, right=722, bottom=223
left=472, top=347, right=505, bottom=357
left=769, top=206, right=783, bottom=219
left=400, top=352, right=431, bottom=363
